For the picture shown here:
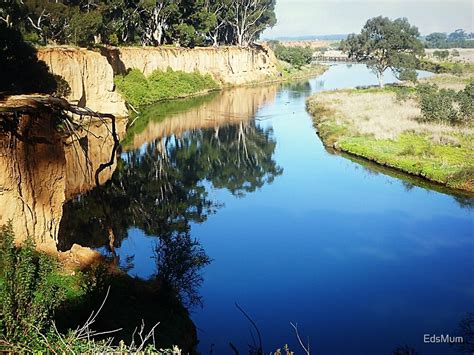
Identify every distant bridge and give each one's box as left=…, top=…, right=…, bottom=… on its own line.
left=311, top=50, right=358, bottom=63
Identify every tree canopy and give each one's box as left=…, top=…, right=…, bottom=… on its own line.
left=424, top=29, right=474, bottom=49
left=0, top=0, right=277, bottom=47
left=341, top=16, right=424, bottom=87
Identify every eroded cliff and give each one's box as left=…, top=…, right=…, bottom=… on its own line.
left=113, top=46, right=278, bottom=84
left=0, top=113, right=126, bottom=251
left=37, top=48, right=128, bottom=117
left=37, top=46, right=279, bottom=117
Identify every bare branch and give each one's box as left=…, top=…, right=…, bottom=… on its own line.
left=290, top=322, right=310, bottom=355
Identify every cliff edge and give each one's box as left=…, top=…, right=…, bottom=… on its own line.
left=37, top=45, right=279, bottom=117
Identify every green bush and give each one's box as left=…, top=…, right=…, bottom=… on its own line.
left=0, top=222, right=66, bottom=347
left=433, top=49, right=449, bottom=60
left=273, top=44, right=314, bottom=69
left=115, top=68, right=219, bottom=107
left=458, top=81, right=474, bottom=121
left=416, top=82, right=474, bottom=124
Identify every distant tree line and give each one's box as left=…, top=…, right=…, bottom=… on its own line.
left=424, top=29, right=474, bottom=49
left=0, top=0, right=276, bottom=47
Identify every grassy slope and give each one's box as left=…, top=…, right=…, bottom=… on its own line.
left=307, top=79, right=474, bottom=192
left=115, top=68, right=220, bottom=107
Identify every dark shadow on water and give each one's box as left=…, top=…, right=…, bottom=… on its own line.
left=55, top=269, right=200, bottom=353
left=331, top=149, right=474, bottom=209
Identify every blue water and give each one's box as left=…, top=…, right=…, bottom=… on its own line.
left=64, top=64, right=474, bottom=354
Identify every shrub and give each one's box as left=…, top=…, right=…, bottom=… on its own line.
left=274, top=44, right=314, bottom=69
left=115, top=68, right=219, bottom=107
left=416, top=82, right=474, bottom=124
left=458, top=81, right=474, bottom=122
left=0, top=222, right=66, bottom=347
left=451, top=63, right=464, bottom=76
left=433, top=49, right=449, bottom=60
left=108, top=33, right=119, bottom=46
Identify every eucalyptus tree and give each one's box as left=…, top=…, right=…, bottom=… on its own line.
left=138, top=0, right=179, bottom=45
left=342, top=16, right=424, bottom=87
left=204, top=0, right=229, bottom=46
left=0, top=0, right=24, bottom=27
left=23, top=0, right=73, bottom=44
left=170, top=0, right=215, bottom=47
left=227, top=0, right=276, bottom=46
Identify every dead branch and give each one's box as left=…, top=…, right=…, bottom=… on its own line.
left=289, top=322, right=310, bottom=355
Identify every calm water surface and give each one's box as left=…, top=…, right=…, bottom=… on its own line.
left=60, top=64, right=474, bottom=354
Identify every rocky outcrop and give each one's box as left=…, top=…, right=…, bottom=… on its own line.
left=37, top=46, right=279, bottom=117
left=37, top=48, right=128, bottom=117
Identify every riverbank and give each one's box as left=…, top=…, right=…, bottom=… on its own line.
left=307, top=71, right=474, bottom=193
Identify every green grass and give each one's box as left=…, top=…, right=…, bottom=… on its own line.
left=307, top=95, right=474, bottom=192
left=115, top=68, right=220, bottom=107
left=338, top=133, right=474, bottom=190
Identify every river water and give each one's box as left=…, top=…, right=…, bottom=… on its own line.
left=59, top=64, right=474, bottom=354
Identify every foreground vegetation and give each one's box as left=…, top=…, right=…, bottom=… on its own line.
left=0, top=222, right=189, bottom=353
left=307, top=72, right=474, bottom=192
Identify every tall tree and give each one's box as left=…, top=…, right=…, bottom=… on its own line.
left=205, top=0, right=229, bottom=47
left=342, top=16, right=424, bottom=87
left=227, top=0, right=276, bottom=46
left=138, top=0, right=179, bottom=45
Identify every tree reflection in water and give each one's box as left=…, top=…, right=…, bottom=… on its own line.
left=59, top=119, right=283, bottom=302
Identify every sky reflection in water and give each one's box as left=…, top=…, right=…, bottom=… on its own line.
left=64, top=64, right=473, bottom=355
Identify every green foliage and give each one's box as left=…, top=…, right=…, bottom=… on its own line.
left=416, top=82, right=474, bottom=124
left=458, top=82, right=474, bottom=122
left=0, top=224, right=186, bottom=353
left=0, top=222, right=65, bottom=347
left=69, top=10, right=103, bottom=46
left=273, top=42, right=313, bottom=69
left=115, top=68, right=219, bottom=107
left=342, top=16, right=424, bottom=87
left=417, top=60, right=471, bottom=75
left=433, top=49, right=449, bottom=60
left=3, top=0, right=277, bottom=47
left=425, top=29, right=474, bottom=49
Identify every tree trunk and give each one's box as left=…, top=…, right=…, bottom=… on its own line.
left=377, top=71, right=384, bottom=88
left=237, top=32, right=243, bottom=47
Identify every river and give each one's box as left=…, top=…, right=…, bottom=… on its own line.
left=58, top=64, right=473, bottom=354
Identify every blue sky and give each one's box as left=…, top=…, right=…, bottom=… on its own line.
left=263, top=0, right=473, bottom=38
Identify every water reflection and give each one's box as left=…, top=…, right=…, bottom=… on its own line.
left=59, top=120, right=282, bottom=267
left=56, top=64, right=473, bottom=354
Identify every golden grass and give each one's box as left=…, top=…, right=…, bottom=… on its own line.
left=311, top=91, right=474, bottom=140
